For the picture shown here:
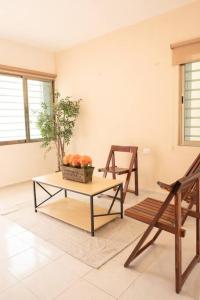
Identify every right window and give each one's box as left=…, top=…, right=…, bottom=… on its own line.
left=27, top=79, right=53, bottom=140
left=180, top=61, right=200, bottom=146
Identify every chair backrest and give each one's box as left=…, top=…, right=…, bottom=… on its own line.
left=185, top=153, right=200, bottom=177
left=110, top=145, right=137, bottom=153
left=106, top=145, right=138, bottom=172
left=179, top=153, right=200, bottom=204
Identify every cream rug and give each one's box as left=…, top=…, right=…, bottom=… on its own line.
left=6, top=203, right=146, bottom=268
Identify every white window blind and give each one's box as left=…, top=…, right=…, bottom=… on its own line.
left=27, top=80, right=52, bottom=140
left=0, top=75, right=26, bottom=142
left=183, top=61, right=200, bottom=142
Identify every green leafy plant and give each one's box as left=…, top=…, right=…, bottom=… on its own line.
left=37, top=92, right=81, bottom=171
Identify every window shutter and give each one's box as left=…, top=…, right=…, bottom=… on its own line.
left=183, top=61, right=200, bottom=141
left=27, top=80, right=53, bottom=139
left=0, top=74, right=26, bottom=142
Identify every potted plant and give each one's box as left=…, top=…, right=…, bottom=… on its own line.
left=37, top=92, right=81, bottom=171
left=62, top=154, right=94, bottom=183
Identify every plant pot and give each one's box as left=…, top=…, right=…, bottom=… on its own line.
left=61, top=165, right=94, bottom=183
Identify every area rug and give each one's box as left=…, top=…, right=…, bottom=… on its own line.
left=4, top=200, right=146, bottom=268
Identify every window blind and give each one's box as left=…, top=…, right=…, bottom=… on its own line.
left=0, top=74, right=26, bottom=142
left=183, top=61, right=200, bottom=141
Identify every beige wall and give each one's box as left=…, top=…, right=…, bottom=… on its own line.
left=0, top=39, right=56, bottom=187
left=55, top=0, right=200, bottom=192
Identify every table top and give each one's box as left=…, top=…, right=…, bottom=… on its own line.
left=33, top=172, right=122, bottom=196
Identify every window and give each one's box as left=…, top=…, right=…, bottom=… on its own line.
left=180, top=61, right=200, bottom=146
left=0, top=74, right=53, bottom=145
left=0, top=75, right=26, bottom=143
left=27, top=80, right=53, bottom=140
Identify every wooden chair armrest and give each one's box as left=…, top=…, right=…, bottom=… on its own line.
left=157, top=181, right=172, bottom=191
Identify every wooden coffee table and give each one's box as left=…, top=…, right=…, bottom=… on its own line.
left=32, top=172, right=123, bottom=236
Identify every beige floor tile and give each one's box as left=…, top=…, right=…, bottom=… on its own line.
left=0, top=218, right=26, bottom=238
left=119, top=273, right=194, bottom=300
left=23, top=255, right=82, bottom=300
left=84, top=259, right=140, bottom=298
left=9, top=213, right=44, bottom=230
left=56, top=279, right=115, bottom=300
left=55, top=253, right=92, bottom=276
left=113, top=241, right=166, bottom=273
left=5, top=206, right=34, bottom=222
left=0, top=236, right=30, bottom=260
left=0, top=283, right=38, bottom=300
left=6, top=209, right=40, bottom=229
left=0, top=268, right=18, bottom=293
left=5, top=248, right=50, bottom=279
left=17, top=231, right=65, bottom=260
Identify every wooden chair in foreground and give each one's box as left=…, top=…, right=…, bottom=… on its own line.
left=124, top=172, right=200, bottom=293
left=98, top=145, right=138, bottom=201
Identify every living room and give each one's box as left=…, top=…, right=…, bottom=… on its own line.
left=0, top=0, right=200, bottom=299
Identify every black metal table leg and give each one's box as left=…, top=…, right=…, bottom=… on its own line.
left=64, top=189, right=67, bottom=197
left=33, top=181, right=37, bottom=212
left=120, top=183, right=123, bottom=218
left=90, top=196, right=94, bottom=236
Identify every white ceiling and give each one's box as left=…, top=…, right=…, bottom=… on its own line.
left=0, top=0, right=194, bottom=51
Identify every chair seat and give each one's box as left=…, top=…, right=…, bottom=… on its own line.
left=125, top=198, right=187, bottom=237
left=98, top=166, right=136, bottom=175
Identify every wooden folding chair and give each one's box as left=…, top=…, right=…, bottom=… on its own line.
left=124, top=172, right=200, bottom=293
left=98, top=145, right=138, bottom=201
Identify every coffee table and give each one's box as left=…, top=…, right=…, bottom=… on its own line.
left=32, top=172, right=123, bottom=236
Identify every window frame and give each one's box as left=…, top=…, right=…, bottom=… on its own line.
left=179, top=63, right=200, bottom=147
left=0, top=71, right=55, bottom=146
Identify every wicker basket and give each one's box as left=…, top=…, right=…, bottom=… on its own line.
left=61, top=165, right=94, bottom=183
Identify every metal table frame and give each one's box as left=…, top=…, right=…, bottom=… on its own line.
left=33, top=180, right=123, bottom=236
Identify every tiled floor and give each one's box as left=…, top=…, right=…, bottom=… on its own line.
left=0, top=181, right=199, bottom=299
